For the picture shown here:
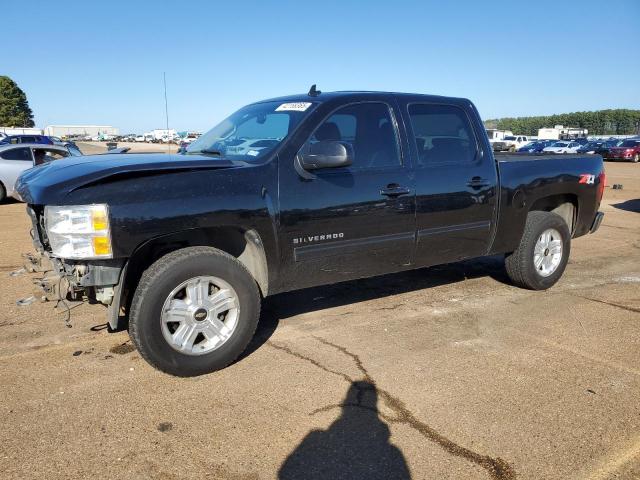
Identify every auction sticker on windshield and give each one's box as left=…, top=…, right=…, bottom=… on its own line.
left=275, top=102, right=312, bottom=112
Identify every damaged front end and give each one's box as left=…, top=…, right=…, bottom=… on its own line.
left=15, top=205, right=125, bottom=330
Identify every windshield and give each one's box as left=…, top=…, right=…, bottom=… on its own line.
left=186, top=101, right=315, bottom=161
left=67, top=144, right=83, bottom=156
left=553, top=142, right=568, bottom=147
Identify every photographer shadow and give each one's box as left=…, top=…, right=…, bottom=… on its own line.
left=279, top=381, right=411, bottom=480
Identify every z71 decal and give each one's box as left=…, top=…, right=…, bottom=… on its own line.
left=579, top=174, right=595, bottom=185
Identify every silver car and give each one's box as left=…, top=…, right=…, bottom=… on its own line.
left=0, top=143, right=81, bottom=202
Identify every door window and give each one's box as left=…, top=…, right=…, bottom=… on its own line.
left=0, top=147, right=33, bottom=161
left=303, top=102, right=401, bottom=169
left=33, top=148, right=69, bottom=165
left=408, top=104, right=478, bottom=165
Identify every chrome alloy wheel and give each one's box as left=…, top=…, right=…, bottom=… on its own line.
left=160, top=276, right=239, bottom=355
left=533, top=228, right=563, bottom=277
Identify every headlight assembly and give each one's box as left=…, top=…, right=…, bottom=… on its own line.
left=44, top=204, right=112, bottom=259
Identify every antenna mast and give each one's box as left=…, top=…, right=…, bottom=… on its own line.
left=163, top=72, right=170, bottom=152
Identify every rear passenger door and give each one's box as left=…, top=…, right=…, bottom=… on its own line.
left=400, top=101, right=498, bottom=267
left=278, top=101, right=416, bottom=289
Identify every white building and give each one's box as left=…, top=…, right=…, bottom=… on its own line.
left=44, top=125, right=119, bottom=138
left=0, top=126, right=43, bottom=135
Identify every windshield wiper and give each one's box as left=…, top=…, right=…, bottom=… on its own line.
left=188, top=148, right=223, bottom=156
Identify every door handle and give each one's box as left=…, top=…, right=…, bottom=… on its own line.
left=467, top=177, right=491, bottom=189
left=380, top=184, right=411, bottom=197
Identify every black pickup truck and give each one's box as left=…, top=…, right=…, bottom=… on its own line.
left=16, top=89, right=605, bottom=376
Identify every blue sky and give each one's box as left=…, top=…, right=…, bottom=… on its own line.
left=4, top=0, right=639, bottom=133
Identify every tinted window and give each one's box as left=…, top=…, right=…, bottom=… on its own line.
left=305, top=102, right=401, bottom=169
left=21, top=136, right=36, bottom=143
left=408, top=104, right=477, bottom=165
left=0, top=147, right=32, bottom=161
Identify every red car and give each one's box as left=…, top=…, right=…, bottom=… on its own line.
left=605, top=139, right=640, bottom=163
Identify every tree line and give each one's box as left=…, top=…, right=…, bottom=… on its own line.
left=484, top=109, right=640, bottom=136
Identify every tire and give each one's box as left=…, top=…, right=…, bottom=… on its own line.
left=129, top=246, right=261, bottom=376
left=505, top=211, right=571, bottom=290
left=0, top=183, right=5, bottom=203
left=509, top=146, right=516, bottom=152
left=633, top=154, right=639, bottom=163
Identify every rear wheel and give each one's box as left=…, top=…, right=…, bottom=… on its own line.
left=129, top=246, right=261, bottom=376
left=633, top=153, right=639, bottom=163
left=0, top=183, right=6, bottom=203
left=505, top=211, right=571, bottom=290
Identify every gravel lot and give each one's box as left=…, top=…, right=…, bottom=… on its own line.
left=0, top=155, right=638, bottom=480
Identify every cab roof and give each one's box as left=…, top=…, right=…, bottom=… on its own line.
left=255, top=90, right=471, bottom=106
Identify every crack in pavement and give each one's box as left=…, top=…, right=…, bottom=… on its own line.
left=572, top=294, right=640, bottom=314
left=268, top=338, right=516, bottom=480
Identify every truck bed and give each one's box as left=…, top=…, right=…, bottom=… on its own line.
left=490, top=151, right=604, bottom=255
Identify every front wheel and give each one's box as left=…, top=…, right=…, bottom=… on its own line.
left=505, top=211, right=571, bottom=290
left=129, top=247, right=261, bottom=376
left=0, top=183, right=6, bottom=203
left=632, top=154, right=639, bottom=163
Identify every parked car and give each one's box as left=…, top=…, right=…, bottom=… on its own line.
left=0, top=134, right=53, bottom=146
left=577, top=141, right=605, bottom=154
left=517, top=140, right=556, bottom=153
left=567, top=137, right=589, bottom=145
left=134, top=135, right=146, bottom=142
left=543, top=141, right=582, bottom=154
left=604, top=139, right=640, bottom=162
left=591, top=140, right=622, bottom=157
left=49, top=136, right=78, bottom=148
left=177, top=132, right=201, bottom=148
left=493, top=135, right=530, bottom=152
left=0, top=144, right=77, bottom=202
left=16, top=90, right=606, bottom=376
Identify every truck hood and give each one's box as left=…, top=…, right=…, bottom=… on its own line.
left=16, top=152, right=242, bottom=205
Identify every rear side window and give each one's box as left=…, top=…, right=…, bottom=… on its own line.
left=33, top=148, right=69, bottom=165
left=303, top=102, right=401, bottom=170
left=0, top=147, right=33, bottom=161
left=21, top=136, right=36, bottom=143
left=408, top=104, right=478, bottom=165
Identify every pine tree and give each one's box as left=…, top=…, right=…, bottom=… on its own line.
left=0, top=76, right=34, bottom=127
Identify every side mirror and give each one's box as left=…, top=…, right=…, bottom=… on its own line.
left=299, top=140, right=353, bottom=170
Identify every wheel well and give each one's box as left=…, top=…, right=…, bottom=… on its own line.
left=529, top=194, right=578, bottom=233
left=118, top=227, right=269, bottom=325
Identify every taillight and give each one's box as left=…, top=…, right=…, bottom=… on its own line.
left=597, top=170, right=606, bottom=203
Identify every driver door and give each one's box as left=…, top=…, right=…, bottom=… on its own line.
left=278, top=101, right=416, bottom=290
